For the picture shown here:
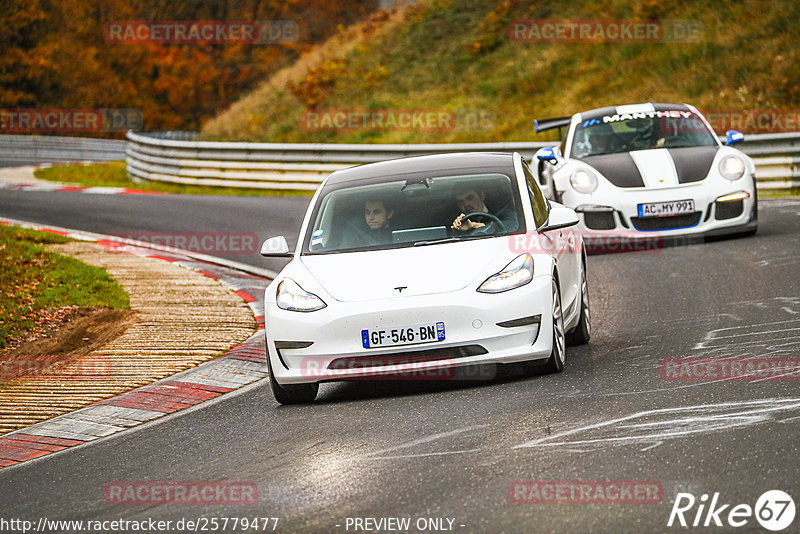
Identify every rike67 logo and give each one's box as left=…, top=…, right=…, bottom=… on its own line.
left=668, top=490, right=795, bottom=531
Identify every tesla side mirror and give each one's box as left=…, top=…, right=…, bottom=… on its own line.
left=538, top=206, right=579, bottom=233
left=260, top=236, right=292, bottom=257
left=725, top=130, right=744, bottom=146
left=536, top=146, right=559, bottom=165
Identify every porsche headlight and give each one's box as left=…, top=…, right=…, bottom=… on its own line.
left=477, top=254, right=533, bottom=294
left=719, top=155, right=745, bottom=181
left=276, top=278, right=326, bottom=312
left=570, top=168, right=599, bottom=194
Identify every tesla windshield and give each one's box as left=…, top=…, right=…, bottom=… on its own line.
left=571, top=111, right=718, bottom=158
left=302, top=172, right=525, bottom=254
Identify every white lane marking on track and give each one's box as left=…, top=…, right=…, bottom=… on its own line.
left=693, top=319, right=800, bottom=349
left=640, top=441, right=663, bottom=452
left=366, top=449, right=483, bottom=460
left=512, top=398, right=800, bottom=450
left=360, top=425, right=487, bottom=459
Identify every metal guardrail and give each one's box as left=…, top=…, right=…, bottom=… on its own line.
left=0, top=134, right=126, bottom=164
left=5, top=131, right=794, bottom=190
left=728, top=132, right=800, bottom=188
left=125, top=130, right=800, bottom=191
left=125, top=131, right=552, bottom=190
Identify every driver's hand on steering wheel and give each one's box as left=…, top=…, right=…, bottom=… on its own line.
left=451, top=213, right=485, bottom=232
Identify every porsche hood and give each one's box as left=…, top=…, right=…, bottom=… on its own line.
left=581, top=146, right=719, bottom=189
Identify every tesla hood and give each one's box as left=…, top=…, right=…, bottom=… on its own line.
left=300, top=238, right=512, bottom=302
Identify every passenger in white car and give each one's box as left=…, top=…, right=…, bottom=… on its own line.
left=341, top=198, right=395, bottom=248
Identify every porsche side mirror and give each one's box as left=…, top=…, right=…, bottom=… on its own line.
left=725, top=130, right=744, bottom=146
left=536, top=146, right=559, bottom=165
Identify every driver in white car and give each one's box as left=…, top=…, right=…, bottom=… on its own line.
left=450, top=186, right=516, bottom=233
left=451, top=187, right=490, bottom=231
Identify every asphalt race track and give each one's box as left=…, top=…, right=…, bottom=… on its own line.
left=0, top=190, right=310, bottom=274
left=1, top=189, right=799, bottom=533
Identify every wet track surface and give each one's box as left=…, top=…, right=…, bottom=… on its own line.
left=1, top=189, right=799, bottom=533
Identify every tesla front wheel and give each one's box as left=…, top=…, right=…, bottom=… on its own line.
left=542, top=278, right=566, bottom=373
left=267, top=355, right=318, bottom=405
left=566, top=266, right=591, bottom=346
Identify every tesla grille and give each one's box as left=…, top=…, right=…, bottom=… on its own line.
left=328, top=345, right=488, bottom=369
left=583, top=211, right=616, bottom=230
left=715, top=199, right=744, bottom=220
left=630, top=212, right=702, bottom=231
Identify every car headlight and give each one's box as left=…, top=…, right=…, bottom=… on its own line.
left=570, top=168, right=598, bottom=194
left=477, top=254, right=533, bottom=294
left=719, top=155, right=745, bottom=181
left=276, top=278, right=326, bottom=312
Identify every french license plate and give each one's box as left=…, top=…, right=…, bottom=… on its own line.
left=361, top=322, right=445, bottom=349
left=637, top=199, right=695, bottom=217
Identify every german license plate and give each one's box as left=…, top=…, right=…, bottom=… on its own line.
left=638, top=199, right=695, bottom=217
left=361, top=322, right=445, bottom=349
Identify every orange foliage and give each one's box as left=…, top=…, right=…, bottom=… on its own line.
left=0, top=0, right=378, bottom=135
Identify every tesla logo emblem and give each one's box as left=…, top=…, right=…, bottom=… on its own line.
left=394, top=286, right=407, bottom=293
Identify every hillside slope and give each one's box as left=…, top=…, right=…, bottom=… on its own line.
left=200, top=0, right=800, bottom=143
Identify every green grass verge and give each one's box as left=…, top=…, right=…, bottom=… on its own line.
left=33, top=161, right=314, bottom=197
left=0, top=225, right=130, bottom=349
left=759, top=188, right=800, bottom=198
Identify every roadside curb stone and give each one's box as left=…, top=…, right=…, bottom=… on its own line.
left=0, top=220, right=270, bottom=468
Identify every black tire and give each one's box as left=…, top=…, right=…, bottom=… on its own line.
left=267, top=352, right=318, bottom=405
left=566, top=263, right=591, bottom=346
left=542, top=278, right=566, bottom=374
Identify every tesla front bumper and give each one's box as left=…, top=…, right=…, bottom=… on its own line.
left=265, top=275, right=555, bottom=384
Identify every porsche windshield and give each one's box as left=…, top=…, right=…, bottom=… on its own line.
left=302, top=172, right=525, bottom=254
left=571, top=111, right=718, bottom=158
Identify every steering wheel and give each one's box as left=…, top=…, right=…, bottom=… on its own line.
left=461, top=211, right=507, bottom=234
left=626, top=130, right=654, bottom=150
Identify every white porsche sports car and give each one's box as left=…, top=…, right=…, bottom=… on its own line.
left=534, top=103, right=757, bottom=241
left=260, top=152, right=590, bottom=404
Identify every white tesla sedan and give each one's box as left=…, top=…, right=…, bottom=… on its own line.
left=260, top=152, right=589, bottom=404
left=534, top=103, right=757, bottom=241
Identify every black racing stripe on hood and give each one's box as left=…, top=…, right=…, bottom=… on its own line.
left=667, top=146, right=719, bottom=183
left=581, top=153, right=644, bottom=188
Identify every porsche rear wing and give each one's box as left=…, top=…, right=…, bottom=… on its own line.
left=533, top=116, right=571, bottom=133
